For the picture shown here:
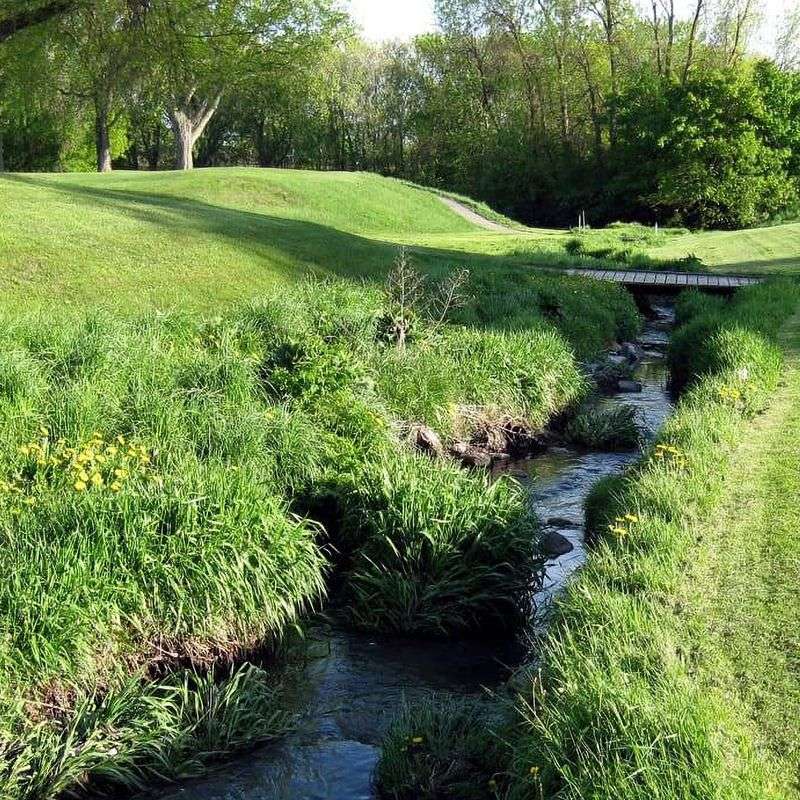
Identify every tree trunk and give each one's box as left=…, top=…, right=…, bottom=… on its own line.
left=0, top=131, right=5, bottom=173
left=95, top=99, right=112, bottom=173
left=168, top=92, right=222, bottom=171
left=172, top=110, right=195, bottom=170
left=147, top=124, right=161, bottom=170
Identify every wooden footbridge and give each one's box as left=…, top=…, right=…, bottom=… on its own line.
left=565, top=268, right=762, bottom=294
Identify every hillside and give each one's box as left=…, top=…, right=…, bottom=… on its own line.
left=0, top=169, right=534, bottom=311
left=1, top=168, right=798, bottom=312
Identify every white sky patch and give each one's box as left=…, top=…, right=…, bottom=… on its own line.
left=347, top=0, right=437, bottom=41
left=347, top=0, right=795, bottom=56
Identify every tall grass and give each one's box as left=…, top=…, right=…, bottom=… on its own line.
left=505, top=279, right=800, bottom=799
left=0, top=272, right=638, bottom=796
left=375, top=279, right=800, bottom=800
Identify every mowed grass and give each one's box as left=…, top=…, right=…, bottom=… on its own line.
left=0, top=168, right=540, bottom=311
left=647, top=222, right=800, bottom=275
left=3, top=168, right=798, bottom=316
left=682, top=310, right=800, bottom=786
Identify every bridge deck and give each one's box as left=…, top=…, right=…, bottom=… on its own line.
left=565, top=268, right=761, bottom=290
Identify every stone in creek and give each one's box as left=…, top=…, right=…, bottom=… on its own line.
left=620, top=342, right=640, bottom=361
left=450, top=442, right=493, bottom=467
left=617, top=379, right=644, bottom=393
left=409, top=424, right=444, bottom=458
left=541, top=530, right=575, bottom=557
left=546, top=517, right=580, bottom=530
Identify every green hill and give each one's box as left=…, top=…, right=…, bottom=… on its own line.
left=0, top=168, right=529, bottom=311
left=1, top=168, right=798, bottom=313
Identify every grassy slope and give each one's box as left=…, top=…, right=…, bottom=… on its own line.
left=683, top=311, right=800, bottom=789
left=0, top=168, right=545, bottom=311
left=3, top=168, right=798, bottom=315
left=647, top=222, right=800, bottom=275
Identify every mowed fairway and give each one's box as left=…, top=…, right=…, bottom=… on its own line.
left=648, top=222, right=800, bottom=275
left=1, top=167, right=799, bottom=313
left=0, top=169, right=543, bottom=311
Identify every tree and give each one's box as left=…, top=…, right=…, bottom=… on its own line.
left=0, top=0, right=75, bottom=43
left=52, top=0, right=146, bottom=172
left=615, top=69, right=798, bottom=227
left=148, top=0, right=343, bottom=170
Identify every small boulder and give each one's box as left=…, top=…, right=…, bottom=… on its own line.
left=546, top=516, right=580, bottom=529
left=409, top=424, right=444, bottom=458
left=617, top=380, right=643, bottom=393
left=450, top=442, right=492, bottom=468
left=541, top=530, right=575, bottom=557
left=620, top=342, right=640, bottom=362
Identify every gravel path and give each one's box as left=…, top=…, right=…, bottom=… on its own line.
left=438, top=195, right=518, bottom=233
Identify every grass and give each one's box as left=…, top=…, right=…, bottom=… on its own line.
left=648, top=222, right=800, bottom=275
left=1, top=168, right=799, bottom=317
left=377, top=695, right=509, bottom=800
left=679, top=310, right=800, bottom=786
left=376, top=278, right=800, bottom=800
left=505, top=279, right=800, bottom=799
left=564, top=403, right=641, bottom=451
left=0, top=269, right=640, bottom=797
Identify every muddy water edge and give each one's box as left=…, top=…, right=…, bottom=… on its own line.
left=148, top=297, right=675, bottom=800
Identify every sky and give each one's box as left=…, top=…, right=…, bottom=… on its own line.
left=347, top=0, right=794, bottom=55
left=347, top=0, right=436, bottom=41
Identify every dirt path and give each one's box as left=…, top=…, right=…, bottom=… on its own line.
left=438, top=195, right=518, bottom=233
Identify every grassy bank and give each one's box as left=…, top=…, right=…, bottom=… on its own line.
left=0, top=270, right=637, bottom=797
left=509, top=279, right=800, bottom=799
left=1, top=169, right=798, bottom=316
left=377, top=278, right=800, bottom=799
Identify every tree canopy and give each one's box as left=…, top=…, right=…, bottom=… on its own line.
left=1, top=0, right=798, bottom=228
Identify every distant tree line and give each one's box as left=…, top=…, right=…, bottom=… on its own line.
left=1, top=0, right=800, bottom=228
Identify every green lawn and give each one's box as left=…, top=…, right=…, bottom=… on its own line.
left=647, top=222, right=800, bottom=275
left=0, top=168, right=547, bottom=311
left=2, top=168, right=798, bottom=314
left=683, top=309, right=800, bottom=790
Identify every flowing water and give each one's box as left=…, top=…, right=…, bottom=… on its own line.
left=151, top=300, right=675, bottom=800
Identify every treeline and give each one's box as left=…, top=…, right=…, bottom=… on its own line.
left=1, top=0, right=800, bottom=228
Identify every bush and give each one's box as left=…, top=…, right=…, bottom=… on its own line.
left=565, top=404, right=641, bottom=451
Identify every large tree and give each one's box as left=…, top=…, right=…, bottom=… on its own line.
left=0, top=0, right=75, bottom=43
left=150, top=0, right=343, bottom=170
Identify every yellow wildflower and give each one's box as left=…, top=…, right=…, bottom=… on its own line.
left=74, top=480, right=87, bottom=492
left=90, top=472, right=103, bottom=487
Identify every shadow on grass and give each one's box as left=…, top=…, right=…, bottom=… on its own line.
left=4, top=173, right=554, bottom=285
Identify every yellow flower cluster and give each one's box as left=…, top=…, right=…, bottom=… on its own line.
left=608, top=513, right=639, bottom=537
left=11, top=429, right=154, bottom=498
left=653, top=443, right=687, bottom=469
left=717, top=384, right=743, bottom=406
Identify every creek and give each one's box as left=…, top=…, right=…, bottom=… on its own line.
left=151, top=298, right=675, bottom=800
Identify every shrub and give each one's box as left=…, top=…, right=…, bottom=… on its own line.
left=565, top=404, right=641, bottom=451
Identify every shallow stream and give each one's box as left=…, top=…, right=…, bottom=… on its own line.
left=152, top=300, right=675, bottom=800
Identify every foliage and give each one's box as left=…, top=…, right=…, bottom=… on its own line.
left=615, top=71, right=799, bottom=228
left=564, top=404, right=641, bottom=451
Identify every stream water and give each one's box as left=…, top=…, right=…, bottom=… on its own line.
left=152, top=299, right=675, bottom=800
